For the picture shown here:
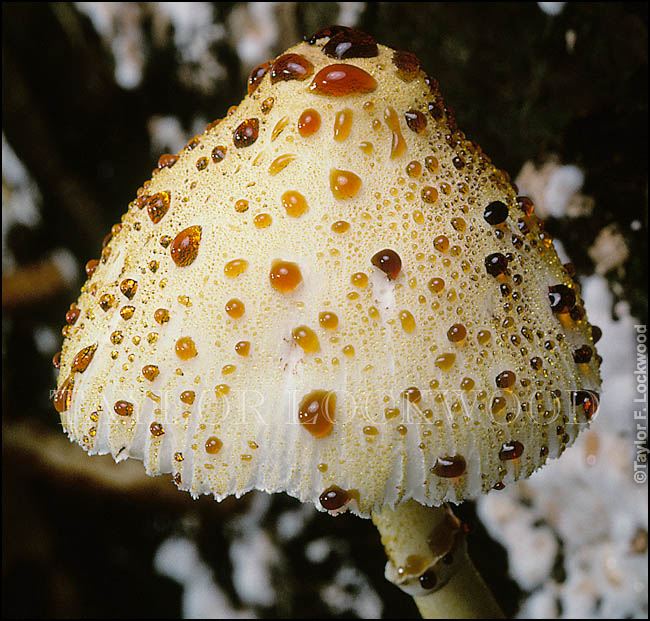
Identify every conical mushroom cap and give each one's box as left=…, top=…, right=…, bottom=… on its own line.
left=55, top=27, right=602, bottom=517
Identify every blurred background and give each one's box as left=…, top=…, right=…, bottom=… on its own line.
left=2, top=2, right=647, bottom=618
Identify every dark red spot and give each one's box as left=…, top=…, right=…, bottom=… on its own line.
left=571, top=390, right=599, bottom=419
left=573, top=345, right=593, bottom=364
left=591, top=325, right=602, bottom=343
left=392, top=50, right=420, bottom=81
left=322, top=28, right=377, bottom=59
left=404, top=109, right=427, bottom=133
left=484, top=201, right=509, bottom=225
left=431, top=455, right=466, bottom=478
left=419, top=569, right=437, bottom=590
left=498, top=441, right=524, bottom=461
left=484, top=253, right=508, bottom=277
left=306, top=25, right=350, bottom=44
left=319, top=485, right=350, bottom=510
left=371, top=249, right=402, bottom=279
left=548, top=284, right=577, bottom=314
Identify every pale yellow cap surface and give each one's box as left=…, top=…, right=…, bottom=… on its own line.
left=55, top=30, right=601, bottom=517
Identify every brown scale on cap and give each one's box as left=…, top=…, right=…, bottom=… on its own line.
left=53, top=27, right=601, bottom=517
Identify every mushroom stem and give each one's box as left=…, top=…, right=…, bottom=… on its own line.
left=412, top=556, right=504, bottom=619
left=371, top=500, right=503, bottom=619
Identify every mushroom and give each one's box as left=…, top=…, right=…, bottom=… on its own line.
left=53, top=25, right=602, bottom=618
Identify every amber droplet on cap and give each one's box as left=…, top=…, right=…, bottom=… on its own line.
left=120, top=278, right=138, bottom=299
left=421, top=186, right=438, bottom=204
left=281, top=190, right=308, bottom=217
left=224, top=259, right=248, bottom=278
left=154, top=308, right=170, bottom=325
left=205, top=436, right=223, bottom=454
left=248, top=61, right=270, bottom=94
left=271, top=53, right=313, bottom=83
left=310, top=64, right=377, bottom=96
left=98, top=293, right=116, bottom=312
left=499, top=441, right=524, bottom=461
left=319, top=311, right=339, bottom=330
left=292, top=326, right=320, bottom=353
left=71, top=344, right=97, bottom=373
left=233, top=119, right=259, bottom=148
left=175, top=337, right=197, bottom=360
left=235, top=341, right=250, bottom=357
left=54, top=374, right=74, bottom=413
left=548, top=284, right=577, bottom=314
left=142, top=365, right=159, bottom=381
left=150, top=422, right=165, bottom=437
left=431, top=455, right=466, bottom=478
left=334, top=108, right=353, bottom=142
left=157, top=153, right=177, bottom=169
left=371, top=249, right=402, bottom=279
left=399, top=310, right=416, bottom=333
left=319, top=485, right=350, bottom=510
left=428, top=278, right=444, bottom=293
left=85, top=259, right=99, bottom=277
left=298, top=108, right=321, bottom=137
left=460, top=377, right=475, bottom=391
left=384, top=106, right=406, bottom=159
left=269, top=260, right=302, bottom=292
left=392, top=50, right=420, bottom=81
left=225, top=298, right=245, bottom=319
left=235, top=198, right=248, bottom=213
left=331, top=220, right=350, bottom=234
left=298, top=390, right=336, bottom=438
left=211, top=145, right=227, bottom=163
left=215, top=384, right=230, bottom=398
left=516, top=195, right=535, bottom=216
left=253, top=213, right=272, bottom=228
left=145, top=191, right=170, bottom=225
left=180, top=390, right=195, bottom=405
left=261, top=96, right=274, bottom=113
left=433, top=235, right=449, bottom=253
left=330, top=169, right=361, bottom=199
left=435, top=353, right=456, bottom=371
left=406, top=161, right=422, bottom=177
left=322, top=28, right=378, bottom=59
left=447, top=324, right=466, bottom=342
left=170, top=225, right=202, bottom=267
left=402, top=387, right=422, bottom=403
left=114, top=400, right=134, bottom=417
